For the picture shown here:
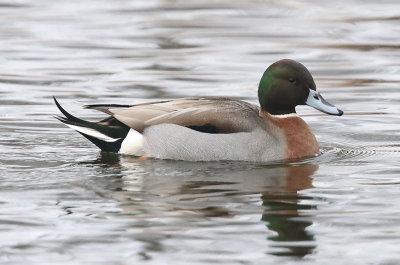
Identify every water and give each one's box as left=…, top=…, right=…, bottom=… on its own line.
left=0, top=0, right=400, bottom=264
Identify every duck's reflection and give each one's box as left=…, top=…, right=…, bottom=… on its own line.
left=91, top=153, right=318, bottom=258
left=260, top=164, right=316, bottom=257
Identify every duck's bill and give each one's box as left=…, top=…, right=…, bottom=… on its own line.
left=306, top=89, right=343, bottom=116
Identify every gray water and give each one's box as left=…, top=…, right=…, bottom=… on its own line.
left=1, top=0, right=400, bottom=264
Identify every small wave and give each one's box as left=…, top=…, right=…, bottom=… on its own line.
left=319, top=143, right=376, bottom=164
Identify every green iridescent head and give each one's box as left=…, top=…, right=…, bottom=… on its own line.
left=258, top=59, right=343, bottom=116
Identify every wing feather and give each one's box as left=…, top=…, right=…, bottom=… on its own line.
left=103, top=98, right=262, bottom=133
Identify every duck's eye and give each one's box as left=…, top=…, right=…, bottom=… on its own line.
left=289, top=77, right=295, bottom=83
left=313, top=94, right=319, bottom=100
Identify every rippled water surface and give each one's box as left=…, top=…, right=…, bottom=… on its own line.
left=1, top=0, right=400, bottom=264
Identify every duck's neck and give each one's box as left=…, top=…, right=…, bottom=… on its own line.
left=261, top=111, right=319, bottom=159
left=263, top=106, right=296, bottom=116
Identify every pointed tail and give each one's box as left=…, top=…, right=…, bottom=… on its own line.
left=54, top=97, right=129, bottom=153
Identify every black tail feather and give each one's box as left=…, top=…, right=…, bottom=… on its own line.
left=54, top=97, right=130, bottom=153
left=75, top=132, right=124, bottom=153
left=84, top=103, right=132, bottom=115
left=54, top=97, right=89, bottom=125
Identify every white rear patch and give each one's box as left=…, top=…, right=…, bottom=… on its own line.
left=119, top=129, right=144, bottom=156
left=66, top=124, right=120, bottom=142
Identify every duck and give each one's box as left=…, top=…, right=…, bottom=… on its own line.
left=54, top=59, right=343, bottom=162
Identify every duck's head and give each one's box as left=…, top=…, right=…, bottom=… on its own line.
left=258, top=59, right=343, bottom=116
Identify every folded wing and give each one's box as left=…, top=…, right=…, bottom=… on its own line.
left=86, top=98, right=263, bottom=134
